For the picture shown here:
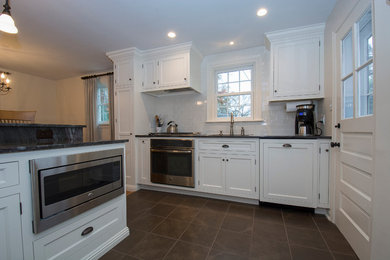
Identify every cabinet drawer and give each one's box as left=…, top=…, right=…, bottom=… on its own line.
left=198, top=140, right=257, bottom=153
left=0, top=162, right=19, bottom=189
left=33, top=204, right=124, bottom=260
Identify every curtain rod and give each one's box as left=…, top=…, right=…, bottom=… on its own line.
left=81, top=72, right=113, bottom=80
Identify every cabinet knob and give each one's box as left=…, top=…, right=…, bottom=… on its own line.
left=274, top=90, right=277, bottom=93
left=226, top=159, right=229, bottom=162
left=222, top=159, right=225, bottom=161
left=282, top=144, right=292, bottom=148
left=184, top=78, right=187, bottom=81
left=153, top=82, right=156, bottom=84
left=142, top=140, right=145, bottom=143
left=129, top=78, right=132, bottom=81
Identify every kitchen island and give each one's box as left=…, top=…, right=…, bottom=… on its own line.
left=0, top=124, right=129, bottom=260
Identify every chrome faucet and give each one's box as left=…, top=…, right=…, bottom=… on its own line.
left=230, top=112, right=234, bottom=136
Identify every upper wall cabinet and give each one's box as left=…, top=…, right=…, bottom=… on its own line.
left=141, top=43, right=202, bottom=96
left=265, top=24, right=325, bottom=101
left=114, top=59, right=134, bottom=87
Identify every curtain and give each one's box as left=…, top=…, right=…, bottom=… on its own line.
left=84, top=77, right=98, bottom=141
left=108, top=74, right=115, bottom=140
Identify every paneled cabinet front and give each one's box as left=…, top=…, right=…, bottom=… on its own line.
left=114, top=59, right=134, bottom=88
left=197, top=139, right=259, bottom=199
left=142, top=53, right=189, bottom=91
left=114, top=87, right=133, bottom=137
left=137, top=139, right=151, bottom=185
left=260, top=140, right=317, bottom=208
left=0, top=194, right=24, bottom=260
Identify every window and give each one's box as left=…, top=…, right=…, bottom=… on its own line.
left=206, top=52, right=262, bottom=122
left=96, top=79, right=110, bottom=125
left=340, top=8, right=373, bottom=119
left=216, top=67, right=253, bottom=118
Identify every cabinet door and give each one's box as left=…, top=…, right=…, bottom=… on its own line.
left=198, top=153, right=225, bottom=194
left=318, top=142, right=330, bottom=208
left=0, top=194, right=23, bottom=260
left=225, top=155, right=257, bottom=199
left=262, top=142, right=316, bottom=207
left=142, top=59, right=158, bottom=90
left=273, top=38, right=320, bottom=97
left=158, top=54, right=189, bottom=87
left=114, top=87, right=133, bottom=137
left=115, top=59, right=133, bottom=87
left=137, top=139, right=150, bottom=185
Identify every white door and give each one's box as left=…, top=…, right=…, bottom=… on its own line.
left=115, top=59, right=133, bottom=87
left=114, top=87, right=133, bottom=137
left=158, top=54, right=188, bottom=87
left=225, top=154, right=257, bottom=199
left=142, top=59, right=158, bottom=90
left=198, top=153, right=225, bottom=194
left=273, top=37, right=320, bottom=97
left=262, top=141, right=316, bottom=208
left=137, top=139, right=150, bottom=185
left=334, top=2, right=374, bottom=260
left=0, top=194, right=23, bottom=260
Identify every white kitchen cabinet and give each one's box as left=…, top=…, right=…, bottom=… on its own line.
left=141, top=43, right=202, bottom=96
left=198, top=153, right=225, bottom=194
left=114, top=59, right=134, bottom=88
left=225, top=154, right=257, bottom=198
left=261, top=140, right=317, bottom=208
left=197, top=139, right=259, bottom=199
left=0, top=194, right=24, bottom=260
left=137, top=139, right=150, bottom=185
left=265, top=24, right=324, bottom=101
left=318, top=141, right=330, bottom=208
left=114, top=87, right=133, bottom=137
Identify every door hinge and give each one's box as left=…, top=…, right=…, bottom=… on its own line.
left=198, top=180, right=200, bottom=185
left=157, top=61, right=159, bottom=66
left=115, top=65, right=117, bottom=69
left=318, top=193, right=321, bottom=200
left=142, top=82, right=144, bottom=86
left=319, top=147, right=321, bottom=154
left=319, top=85, right=321, bottom=91
left=142, top=64, right=144, bottom=69
left=255, top=159, right=256, bottom=165
left=198, top=155, right=200, bottom=161
left=115, top=91, right=117, bottom=96
left=255, top=187, right=257, bottom=192
left=319, top=41, right=321, bottom=47
left=19, top=202, right=23, bottom=215
left=29, top=161, right=32, bottom=174
left=115, top=79, right=117, bottom=84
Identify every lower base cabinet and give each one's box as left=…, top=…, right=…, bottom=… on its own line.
left=0, top=194, right=24, bottom=260
left=261, top=140, right=318, bottom=208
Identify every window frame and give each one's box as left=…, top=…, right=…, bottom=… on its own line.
left=206, top=55, right=263, bottom=122
left=96, top=81, right=110, bottom=125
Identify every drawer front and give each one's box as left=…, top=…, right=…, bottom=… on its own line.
left=198, top=140, right=257, bottom=153
left=0, top=162, right=19, bottom=189
left=33, top=204, right=124, bottom=260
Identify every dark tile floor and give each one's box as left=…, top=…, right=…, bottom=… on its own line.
left=101, top=190, right=358, bottom=260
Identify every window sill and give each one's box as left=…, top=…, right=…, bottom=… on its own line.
left=206, top=118, right=264, bottom=123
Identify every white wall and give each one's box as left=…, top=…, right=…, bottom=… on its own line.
left=137, top=46, right=299, bottom=136
left=0, top=68, right=58, bottom=123
left=371, top=0, right=390, bottom=258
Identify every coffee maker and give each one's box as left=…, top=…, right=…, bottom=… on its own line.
left=295, top=104, right=315, bottom=136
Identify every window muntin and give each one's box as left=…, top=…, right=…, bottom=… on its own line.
left=96, top=79, right=110, bottom=125
left=216, top=67, right=253, bottom=118
left=340, top=7, right=373, bottom=120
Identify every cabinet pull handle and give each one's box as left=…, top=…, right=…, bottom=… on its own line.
left=81, top=226, right=94, bottom=236
left=282, top=144, right=292, bottom=148
left=222, top=144, right=229, bottom=148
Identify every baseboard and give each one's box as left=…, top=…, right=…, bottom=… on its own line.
left=86, top=227, right=130, bottom=260
left=139, top=184, right=258, bottom=205
left=126, top=184, right=139, bottom=191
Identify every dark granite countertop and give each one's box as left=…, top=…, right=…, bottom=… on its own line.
left=0, top=139, right=128, bottom=154
left=0, top=123, right=86, bottom=128
left=135, top=134, right=331, bottom=139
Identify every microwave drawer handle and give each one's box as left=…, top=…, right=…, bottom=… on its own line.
left=282, top=144, right=292, bottom=148
left=81, top=226, right=94, bottom=236
left=151, top=149, right=192, bottom=154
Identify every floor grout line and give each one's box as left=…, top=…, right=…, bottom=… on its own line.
left=312, top=215, right=337, bottom=260
left=281, top=209, right=294, bottom=260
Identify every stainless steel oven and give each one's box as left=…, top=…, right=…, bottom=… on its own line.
left=150, top=139, right=194, bottom=188
left=30, top=148, right=124, bottom=233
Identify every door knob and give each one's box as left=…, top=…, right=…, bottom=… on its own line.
left=330, top=142, right=340, bottom=148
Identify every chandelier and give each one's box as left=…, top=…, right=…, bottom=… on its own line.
left=0, top=72, right=11, bottom=94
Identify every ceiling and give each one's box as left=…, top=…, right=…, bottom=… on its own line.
left=0, top=0, right=337, bottom=80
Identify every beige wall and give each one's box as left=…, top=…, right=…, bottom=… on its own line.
left=55, top=76, right=85, bottom=125
left=0, top=68, right=58, bottom=123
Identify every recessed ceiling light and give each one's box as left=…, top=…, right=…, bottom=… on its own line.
left=229, top=41, right=235, bottom=46
left=167, top=31, right=176, bottom=38
left=257, top=8, right=268, bottom=17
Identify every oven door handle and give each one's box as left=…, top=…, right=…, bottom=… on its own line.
left=150, top=149, right=193, bottom=154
